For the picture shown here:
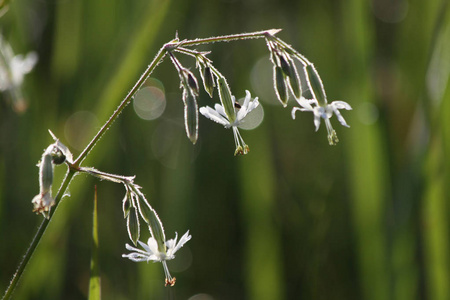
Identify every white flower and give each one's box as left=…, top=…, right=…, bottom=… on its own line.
left=0, top=37, right=38, bottom=91
left=122, top=231, right=192, bottom=286
left=292, top=97, right=352, bottom=145
left=199, top=90, right=260, bottom=155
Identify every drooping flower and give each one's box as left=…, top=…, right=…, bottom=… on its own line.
left=199, top=90, right=260, bottom=155
left=122, top=231, right=192, bottom=286
left=292, top=97, right=352, bottom=145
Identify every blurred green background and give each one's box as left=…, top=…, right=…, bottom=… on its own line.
left=1, top=0, right=449, bottom=299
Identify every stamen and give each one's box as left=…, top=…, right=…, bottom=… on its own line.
left=162, top=261, right=176, bottom=286
left=232, top=127, right=249, bottom=155
left=325, top=119, right=339, bottom=145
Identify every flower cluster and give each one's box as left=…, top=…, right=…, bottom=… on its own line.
left=264, top=33, right=352, bottom=145
left=163, top=31, right=351, bottom=152
left=120, top=181, right=192, bottom=286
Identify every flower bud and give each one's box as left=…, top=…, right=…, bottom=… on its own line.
left=278, top=53, right=291, bottom=76
left=305, top=64, right=327, bottom=107
left=287, top=59, right=302, bottom=99
left=274, top=66, right=288, bottom=107
left=182, top=89, right=199, bottom=144
left=127, top=206, right=140, bottom=245
left=186, top=71, right=199, bottom=96
left=217, top=76, right=236, bottom=123
left=201, top=66, right=215, bottom=98
left=122, top=193, right=131, bottom=218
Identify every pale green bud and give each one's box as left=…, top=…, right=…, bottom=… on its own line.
left=122, top=193, right=131, bottom=218
left=182, top=89, right=199, bottom=144
left=127, top=206, right=140, bottom=246
left=274, top=66, right=288, bottom=107
left=186, top=71, right=199, bottom=96
left=202, top=66, right=215, bottom=98
left=305, top=64, right=327, bottom=107
left=286, top=59, right=302, bottom=99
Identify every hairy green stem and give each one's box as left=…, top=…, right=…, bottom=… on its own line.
left=74, top=46, right=168, bottom=167
left=2, top=168, right=76, bottom=300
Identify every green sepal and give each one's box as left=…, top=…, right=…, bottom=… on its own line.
left=127, top=207, right=140, bottom=246
left=202, top=66, right=215, bottom=98
left=305, top=64, right=327, bottom=106
left=217, top=77, right=236, bottom=122
left=183, top=89, right=199, bottom=144
left=274, top=66, right=288, bottom=107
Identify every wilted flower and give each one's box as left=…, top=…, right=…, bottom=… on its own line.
left=32, top=145, right=55, bottom=218
left=123, top=231, right=192, bottom=286
left=200, top=90, right=260, bottom=155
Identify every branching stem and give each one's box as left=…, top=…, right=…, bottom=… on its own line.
left=2, top=29, right=282, bottom=299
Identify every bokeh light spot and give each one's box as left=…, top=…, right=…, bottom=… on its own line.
left=188, top=293, right=215, bottom=300
left=237, top=97, right=264, bottom=130
left=133, top=86, right=166, bottom=121
left=250, top=55, right=280, bottom=105
left=64, top=111, right=99, bottom=151
left=357, top=102, right=379, bottom=125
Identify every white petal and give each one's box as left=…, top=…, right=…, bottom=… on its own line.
left=165, top=232, right=178, bottom=250
left=314, top=114, right=321, bottom=131
left=214, top=103, right=228, bottom=119
left=242, top=90, right=252, bottom=109
left=291, top=107, right=302, bottom=119
left=236, top=106, right=248, bottom=122
left=138, top=240, right=153, bottom=254
left=172, top=230, right=192, bottom=255
left=331, top=100, right=352, bottom=110
left=200, top=106, right=229, bottom=126
left=125, top=243, right=149, bottom=256
left=333, top=108, right=350, bottom=128
left=147, top=237, right=161, bottom=255
left=122, top=253, right=150, bottom=262
left=295, top=97, right=316, bottom=111
left=246, top=98, right=260, bottom=113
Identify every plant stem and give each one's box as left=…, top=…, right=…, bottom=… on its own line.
left=74, top=46, right=168, bottom=167
left=178, top=29, right=280, bottom=47
left=2, top=168, right=76, bottom=300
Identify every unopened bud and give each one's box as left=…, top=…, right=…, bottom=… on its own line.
left=287, top=59, right=302, bottom=99
left=182, top=89, right=199, bottom=144
left=202, top=66, right=215, bottom=98
left=278, top=53, right=291, bottom=76
left=305, top=64, right=327, bottom=107
left=122, top=193, right=131, bottom=218
left=127, top=207, right=140, bottom=246
left=274, top=66, right=288, bottom=107
left=186, top=71, right=199, bottom=96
